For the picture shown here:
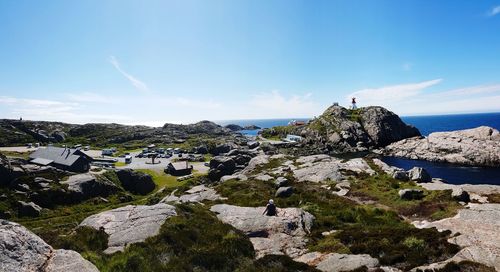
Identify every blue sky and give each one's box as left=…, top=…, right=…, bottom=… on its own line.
left=1, top=0, right=500, bottom=125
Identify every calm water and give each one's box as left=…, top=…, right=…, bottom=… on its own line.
left=217, top=112, right=500, bottom=185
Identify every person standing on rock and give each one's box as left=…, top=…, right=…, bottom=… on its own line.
left=351, top=97, right=357, bottom=110
left=263, top=199, right=277, bottom=216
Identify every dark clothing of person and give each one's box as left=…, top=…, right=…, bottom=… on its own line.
left=264, top=203, right=277, bottom=216
left=352, top=98, right=356, bottom=104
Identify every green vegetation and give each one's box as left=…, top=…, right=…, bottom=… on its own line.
left=349, top=170, right=461, bottom=220
left=261, top=126, right=296, bottom=139
left=136, top=169, right=189, bottom=189
left=0, top=150, right=32, bottom=159
left=114, top=161, right=127, bottom=167
left=486, top=193, right=500, bottom=203
left=53, top=204, right=312, bottom=272
left=214, top=178, right=459, bottom=270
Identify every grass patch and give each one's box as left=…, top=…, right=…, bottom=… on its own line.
left=136, top=169, right=189, bottom=189
left=486, top=193, right=500, bottom=203
left=0, top=150, right=32, bottom=159
left=349, top=174, right=461, bottom=220
left=114, top=162, right=127, bottom=167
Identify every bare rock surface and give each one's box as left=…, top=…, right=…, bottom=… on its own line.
left=79, top=203, right=177, bottom=254
left=0, top=219, right=98, bottom=272
left=62, top=173, right=119, bottom=200
left=385, top=126, right=500, bottom=167
left=210, top=204, right=314, bottom=258
left=413, top=203, right=500, bottom=270
left=293, top=155, right=375, bottom=183
left=295, top=252, right=379, bottom=272
left=161, top=185, right=225, bottom=203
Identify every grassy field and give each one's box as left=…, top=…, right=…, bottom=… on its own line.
left=136, top=169, right=189, bottom=189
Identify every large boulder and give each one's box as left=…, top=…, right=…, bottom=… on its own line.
left=0, top=219, right=98, bottom=272
left=62, top=173, right=120, bottom=200
left=208, top=156, right=237, bottom=181
left=293, top=155, right=375, bottom=183
left=398, top=189, right=424, bottom=200
left=407, top=167, right=432, bottom=183
left=79, top=203, right=176, bottom=254
left=115, top=169, right=156, bottom=195
left=211, top=143, right=232, bottom=155
left=210, top=204, right=314, bottom=258
left=17, top=201, right=42, bottom=217
left=385, top=126, right=500, bottom=167
left=275, top=186, right=293, bottom=198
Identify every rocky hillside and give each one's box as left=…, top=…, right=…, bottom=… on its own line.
left=0, top=119, right=232, bottom=147
left=263, top=106, right=420, bottom=153
left=385, top=126, right=500, bottom=167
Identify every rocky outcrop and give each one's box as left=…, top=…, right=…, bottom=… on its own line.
left=224, top=124, right=243, bottom=131
left=115, top=169, right=155, bottom=195
left=385, top=126, right=500, bottom=167
left=17, top=201, right=42, bottom=217
left=208, top=149, right=258, bottom=181
left=296, top=106, right=420, bottom=152
left=161, top=185, right=225, bottom=203
left=0, top=219, right=98, bottom=272
left=293, top=155, right=375, bottom=183
left=210, top=204, right=314, bottom=258
left=79, top=203, right=177, bottom=254
left=419, top=180, right=500, bottom=203
left=275, top=186, right=293, bottom=197
left=295, top=252, right=379, bottom=272
left=62, top=173, right=120, bottom=200
left=407, top=167, right=432, bottom=183
left=413, top=203, right=500, bottom=271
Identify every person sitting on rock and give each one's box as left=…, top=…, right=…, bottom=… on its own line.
left=263, top=199, right=277, bottom=216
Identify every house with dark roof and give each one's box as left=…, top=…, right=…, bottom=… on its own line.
left=165, top=161, right=193, bottom=176
left=29, top=146, right=92, bottom=172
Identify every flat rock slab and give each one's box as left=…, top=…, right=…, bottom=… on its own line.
left=413, top=203, right=500, bottom=270
left=80, top=203, right=177, bottom=254
left=0, top=220, right=98, bottom=272
left=161, top=185, right=226, bottom=204
left=293, top=156, right=375, bottom=183
left=295, top=252, right=379, bottom=272
left=210, top=204, right=314, bottom=258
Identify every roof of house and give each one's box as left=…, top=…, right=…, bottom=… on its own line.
left=29, top=146, right=89, bottom=167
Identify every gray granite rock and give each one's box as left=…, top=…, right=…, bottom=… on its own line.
left=161, top=185, right=225, bottom=204
left=407, top=167, right=432, bottom=183
left=210, top=204, right=314, bottom=258
left=413, top=203, right=500, bottom=271
left=80, top=203, right=177, bottom=254
left=385, top=126, right=500, bottom=167
left=275, top=186, right=293, bottom=198
left=17, top=201, right=42, bottom=217
left=0, top=220, right=98, bottom=272
left=295, top=252, right=379, bottom=272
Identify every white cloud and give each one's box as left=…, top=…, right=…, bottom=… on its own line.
left=348, top=79, right=442, bottom=104
left=0, top=96, right=80, bottom=118
left=109, top=56, right=149, bottom=92
left=346, top=80, right=500, bottom=116
left=65, top=92, right=114, bottom=103
left=487, top=5, right=500, bottom=17
left=249, top=90, right=318, bottom=117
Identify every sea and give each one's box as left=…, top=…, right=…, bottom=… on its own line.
left=217, top=112, right=500, bottom=185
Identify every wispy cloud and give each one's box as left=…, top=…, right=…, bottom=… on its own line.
left=65, top=92, right=114, bottom=103
left=487, top=5, right=500, bottom=17
left=108, top=56, right=149, bottom=92
left=348, top=79, right=442, bottom=103
left=0, top=96, right=79, bottom=116
left=346, top=80, right=500, bottom=115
